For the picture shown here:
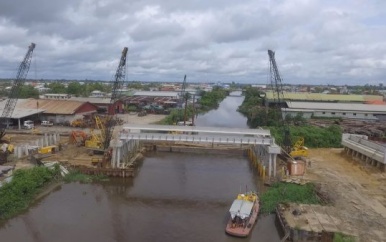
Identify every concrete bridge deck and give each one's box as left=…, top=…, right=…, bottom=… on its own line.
left=120, top=124, right=274, bottom=145
left=111, top=124, right=281, bottom=178
left=342, top=133, right=386, bottom=170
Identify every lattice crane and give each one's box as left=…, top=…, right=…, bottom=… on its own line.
left=0, top=43, right=36, bottom=140
left=268, top=49, right=292, bottom=154
left=179, top=74, right=187, bottom=108
left=102, top=47, right=128, bottom=150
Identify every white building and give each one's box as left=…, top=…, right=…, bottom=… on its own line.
left=282, top=102, right=386, bottom=121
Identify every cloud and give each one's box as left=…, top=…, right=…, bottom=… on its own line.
left=0, top=0, right=385, bottom=85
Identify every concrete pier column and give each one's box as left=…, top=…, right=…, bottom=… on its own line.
left=110, top=139, right=123, bottom=168
left=44, top=133, right=48, bottom=146
left=53, top=134, right=57, bottom=144
left=268, top=154, right=272, bottom=178
left=273, top=154, right=277, bottom=177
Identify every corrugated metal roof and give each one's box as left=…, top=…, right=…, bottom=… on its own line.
left=286, top=102, right=386, bottom=113
left=69, top=97, right=112, bottom=104
left=22, top=99, right=91, bottom=115
left=133, top=91, right=179, bottom=97
left=265, top=91, right=383, bottom=102
left=0, top=99, right=44, bottom=119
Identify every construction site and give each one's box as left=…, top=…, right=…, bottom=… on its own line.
left=0, top=45, right=385, bottom=242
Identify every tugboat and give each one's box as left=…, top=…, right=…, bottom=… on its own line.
left=225, top=191, right=259, bottom=237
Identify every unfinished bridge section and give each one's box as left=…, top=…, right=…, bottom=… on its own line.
left=111, top=124, right=281, bottom=177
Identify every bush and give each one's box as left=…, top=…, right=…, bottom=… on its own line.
left=0, top=166, right=60, bottom=220
left=260, top=182, right=321, bottom=214
left=270, top=125, right=342, bottom=148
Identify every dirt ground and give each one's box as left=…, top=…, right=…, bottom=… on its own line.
left=303, top=148, right=386, bottom=241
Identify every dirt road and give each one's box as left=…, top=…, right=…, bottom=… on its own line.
left=305, top=148, right=386, bottom=241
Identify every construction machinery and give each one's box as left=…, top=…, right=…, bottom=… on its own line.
left=85, top=47, right=128, bottom=167
left=268, top=50, right=308, bottom=158
left=0, top=43, right=36, bottom=163
left=178, top=75, right=187, bottom=108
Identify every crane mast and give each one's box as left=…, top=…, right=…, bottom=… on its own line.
left=0, top=43, right=36, bottom=140
left=102, top=47, right=128, bottom=150
left=179, top=75, right=187, bottom=108
left=268, top=49, right=292, bottom=153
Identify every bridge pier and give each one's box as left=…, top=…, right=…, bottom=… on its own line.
left=110, top=139, right=140, bottom=168
left=252, top=142, right=281, bottom=179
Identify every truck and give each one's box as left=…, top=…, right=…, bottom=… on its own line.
left=41, top=120, right=54, bottom=126
left=23, top=120, right=34, bottom=129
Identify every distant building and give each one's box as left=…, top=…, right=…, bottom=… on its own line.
left=43, top=93, right=71, bottom=100
left=133, top=91, right=179, bottom=100
left=69, top=97, right=124, bottom=115
left=282, top=102, right=386, bottom=121
left=90, top=90, right=105, bottom=98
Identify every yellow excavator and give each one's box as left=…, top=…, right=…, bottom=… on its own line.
left=290, top=137, right=308, bottom=158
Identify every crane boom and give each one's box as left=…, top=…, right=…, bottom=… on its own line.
left=268, top=49, right=292, bottom=153
left=103, top=47, right=128, bottom=150
left=180, top=75, right=187, bottom=107
left=0, top=43, right=36, bottom=139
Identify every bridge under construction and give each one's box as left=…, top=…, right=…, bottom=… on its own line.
left=110, top=124, right=281, bottom=177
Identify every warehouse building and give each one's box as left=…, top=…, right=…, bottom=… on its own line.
left=263, top=91, right=384, bottom=107
left=0, top=99, right=44, bottom=129
left=22, top=99, right=97, bottom=124
left=69, top=97, right=124, bottom=115
left=282, top=102, right=386, bottom=121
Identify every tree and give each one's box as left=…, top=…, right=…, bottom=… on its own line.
left=47, top=83, right=66, bottom=94
left=67, top=82, right=84, bottom=96
left=18, top=85, right=39, bottom=98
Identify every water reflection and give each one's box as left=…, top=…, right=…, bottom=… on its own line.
left=195, top=94, right=248, bottom=128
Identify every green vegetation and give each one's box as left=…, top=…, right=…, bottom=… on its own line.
left=18, top=85, right=40, bottom=98
left=333, top=232, right=356, bottom=242
left=48, top=82, right=112, bottom=97
left=159, top=87, right=229, bottom=125
left=270, top=125, right=342, bottom=148
left=158, top=106, right=194, bottom=125
left=0, top=166, right=60, bottom=220
left=237, top=87, right=263, bottom=115
left=260, top=182, right=321, bottom=214
left=238, top=87, right=343, bottom=148
left=198, top=87, right=229, bottom=111
left=63, top=171, right=109, bottom=183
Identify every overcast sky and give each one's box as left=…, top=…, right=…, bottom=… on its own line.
left=0, top=0, right=385, bottom=85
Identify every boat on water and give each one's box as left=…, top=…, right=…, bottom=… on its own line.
left=225, top=191, right=259, bottom=237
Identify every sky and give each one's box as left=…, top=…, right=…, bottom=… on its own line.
left=0, top=0, right=385, bottom=85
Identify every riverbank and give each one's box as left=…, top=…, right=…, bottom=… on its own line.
left=0, top=166, right=61, bottom=221
left=274, top=148, right=386, bottom=241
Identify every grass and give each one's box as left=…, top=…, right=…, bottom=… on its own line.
left=63, top=171, right=109, bottom=183
left=260, top=182, right=321, bottom=214
left=334, top=232, right=356, bottom=242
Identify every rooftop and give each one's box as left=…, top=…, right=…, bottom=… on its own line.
left=285, top=101, right=386, bottom=113
left=265, top=91, right=383, bottom=102
left=0, top=99, right=44, bottom=119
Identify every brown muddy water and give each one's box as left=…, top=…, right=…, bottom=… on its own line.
left=0, top=152, right=282, bottom=242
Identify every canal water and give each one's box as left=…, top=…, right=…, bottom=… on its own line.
left=0, top=93, right=281, bottom=242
